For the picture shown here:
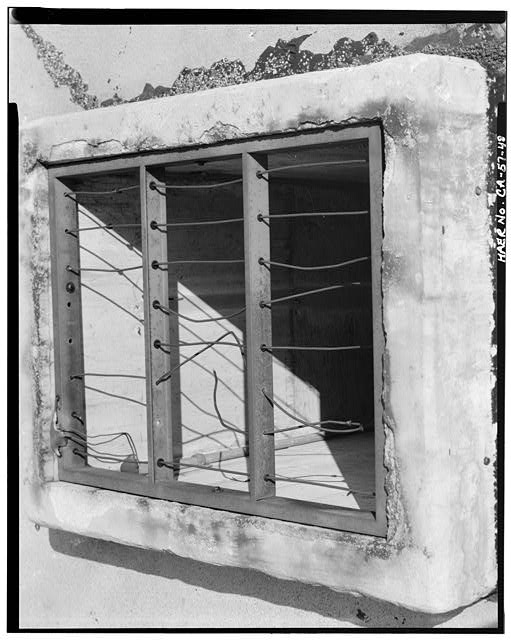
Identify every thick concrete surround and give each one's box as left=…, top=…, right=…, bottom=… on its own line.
left=19, top=54, right=496, bottom=613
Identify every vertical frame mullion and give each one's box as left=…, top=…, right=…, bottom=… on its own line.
left=368, top=126, right=386, bottom=535
left=140, top=166, right=173, bottom=482
left=243, top=152, right=275, bottom=500
left=166, top=214, right=183, bottom=465
left=50, top=177, right=87, bottom=469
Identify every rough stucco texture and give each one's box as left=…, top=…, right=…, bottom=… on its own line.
left=19, top=54, right=496, bottom=614
left=17, top=23, right=505, bottom=110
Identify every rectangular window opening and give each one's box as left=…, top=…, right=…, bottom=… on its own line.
left=50, top=125, right=384, bottom=536
left=266, top=140, right=376, bottom=513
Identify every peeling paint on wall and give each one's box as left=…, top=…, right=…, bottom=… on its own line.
left=21, top=23, right=505, bottom=113
left=21, top=24, right=98, bottom=110
left=120, top=25, right=505, bottom=106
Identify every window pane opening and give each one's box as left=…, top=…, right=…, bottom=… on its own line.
left=265, top=140, right=376, bottom=511
left=60, top=169, right=148, bottom=474
left=156, top=156, right=249, bottom=491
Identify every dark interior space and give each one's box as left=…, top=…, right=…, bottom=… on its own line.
left=267, top=140, right=374, bottom=429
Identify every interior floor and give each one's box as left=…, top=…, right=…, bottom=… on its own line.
left=171, top=431, right=375, bottom=512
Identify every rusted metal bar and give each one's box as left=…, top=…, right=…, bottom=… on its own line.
left=49, top=125, right=372, bottom=177
left=49, top=179, right=87, bottom=468
left=165, top=182, right=183, bottom=467
left=141, top=166, right=174, bottom=482
left=243, top=151, right=275, bottom=500
left=62, top=465, right=379, bottom=535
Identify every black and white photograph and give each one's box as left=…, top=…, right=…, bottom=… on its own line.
left=10, top=7, right=506, bottom=631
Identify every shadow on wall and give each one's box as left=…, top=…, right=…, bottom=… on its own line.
left=49, top=528, right=475, bottom=628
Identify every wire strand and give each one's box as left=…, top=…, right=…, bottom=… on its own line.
left=84, top=384, right=146, bottom=407
left=71, top=372, right=145, bottom=380
left=79, top=281, right=145, bottom=324
left=65, top=185, right=139, bottom=196
left=151, top=178, right=242, bottom=191
left=256, top=159, right=366, bottom=178
left=259, top=256, right=369, bottom=271
left=58, top=427, right=139, bottom=461
left=153, top=300, right=246, bottom=324
left=78, top=244, right=143, bottom=292
left=66, top=223, right=141, bottom=233
left=73, top=448, right=148, bottom=466
left=66, top=202, right=140, bottom=253
left=261, top=388, right=363, bottom=434
left=65, top=434, right=137, bottom=461
left=151, top=217, right=244, bottom=229
left=155, top=331, right=244, bottom=385
left=264, top=422, right=363, bottom=435
left=157, top=458, right=249, bottom=478
left=260, top=282, right=368, bottom=308
left=257, top=211, right=368, bottom=221
left=153, top=259, right=244, bottom=267
left=213, top=370, right=245, bottom=434
left=178, top=294, right=246, bottom=341
left=155, top=332, right=245, bottom=356
left=181, top=392, right=242, bottom=435
left=264, top=473, right=374, bottom=497
left=157, top=340, right=243, bottom=348
left=217, top=450, right=249, bottom=483
left=78, top=265, right=143, bottom=273
left=181, top=421, right=235, bottom=449
left=261, top=344, right=370, bottom=352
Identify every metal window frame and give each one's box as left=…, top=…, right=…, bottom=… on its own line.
left=49, top=124, right=386, bottom=537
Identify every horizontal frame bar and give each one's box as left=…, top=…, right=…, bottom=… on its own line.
left=58, top=465, right=382, bottom=537
left=47, top=124, right=376, bottom=179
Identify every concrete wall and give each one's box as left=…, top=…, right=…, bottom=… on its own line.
left=11, top=22, right=506, bottom=122
left=16, top=22, right=502, bottom=628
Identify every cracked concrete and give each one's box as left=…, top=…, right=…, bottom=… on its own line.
left=15, top=22, right=505, bottom=116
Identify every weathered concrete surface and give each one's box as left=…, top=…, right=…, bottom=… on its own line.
left=19, top=54, right=496, bottom=614
left=19, top=518, right=497, bottom=628
left=11, top=22, right=505, bottom=117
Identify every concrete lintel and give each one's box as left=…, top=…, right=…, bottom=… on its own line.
left=21, top=54, right=487, bottom=166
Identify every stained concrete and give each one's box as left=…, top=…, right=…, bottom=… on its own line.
left=19, top=54, right=496, bottom=616
left=10, top=22, right=505, bottom=118
left=19, top=519, right=497, bottom=628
